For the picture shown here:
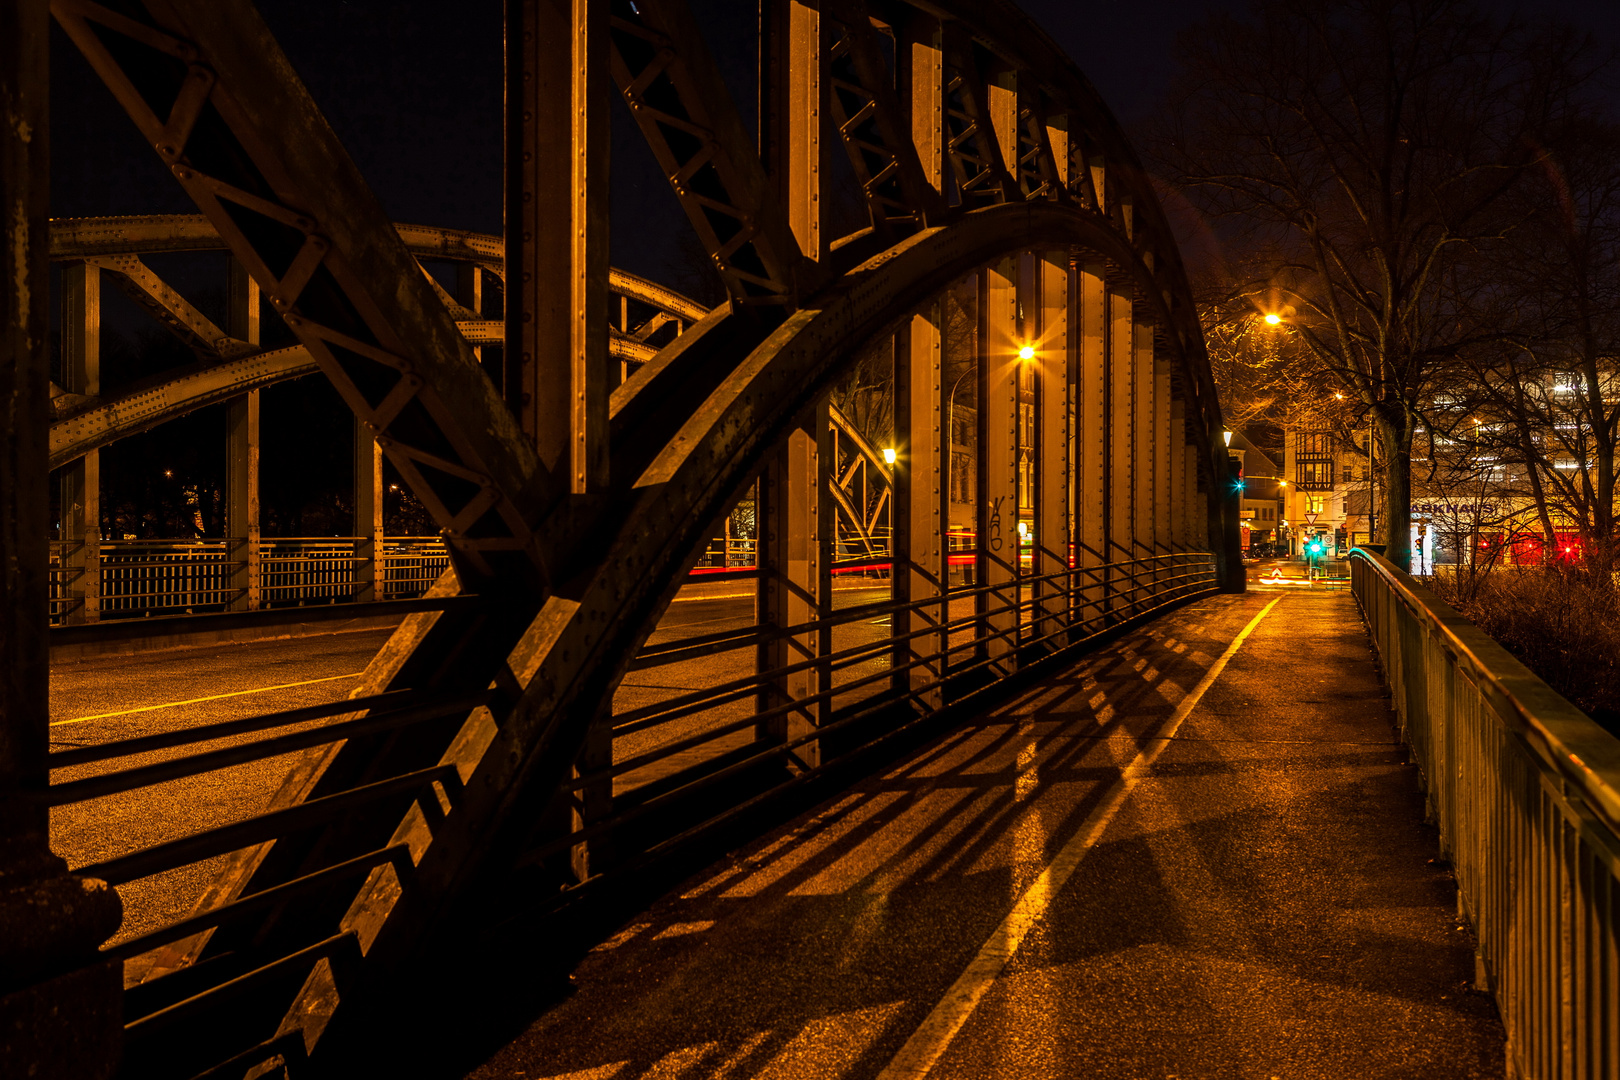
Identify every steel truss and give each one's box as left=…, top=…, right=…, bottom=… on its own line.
left=13, top=1, right=1245, bottom=1076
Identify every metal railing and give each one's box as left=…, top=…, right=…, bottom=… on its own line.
left=48, top=548, right=1216, bottom=1076
left=47, top=537, right=452, bottom=623
left=1349, top=549, right=1620, bottom=1080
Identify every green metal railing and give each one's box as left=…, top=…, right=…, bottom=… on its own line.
left=1350, top=548, right=1620, bottom=1080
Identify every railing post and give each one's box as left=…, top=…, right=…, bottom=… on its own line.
left=981, top=259, right=1020, bottom=674
left=1170, top=395, right=1189, bottom=551
left=758, top=403, right=826, bottom=772
left=0, top=7, right=124, bottom=1071
left=59, top=261, right=100, bottom=624
left=225, top=259, right=260, bottom=611
left=894, top=310, right=945, bottom=710
left=1034, top=250, right=1071, bottom=647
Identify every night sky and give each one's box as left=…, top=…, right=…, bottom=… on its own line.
left=49, top=0, right=1620, bottom=299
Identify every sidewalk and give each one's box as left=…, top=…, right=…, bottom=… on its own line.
left=466, top=591, right=1505, bottom=1080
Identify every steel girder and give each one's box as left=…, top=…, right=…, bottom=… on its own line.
left=44, top=216, right=701, bottom=468
left=39, top=0, right=1242, bottom=1071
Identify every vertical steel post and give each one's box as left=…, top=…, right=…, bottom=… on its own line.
left=509, top=0, right=608, bottom=491
left=981, top=260, right=1019, bottom=673
left=456, top=263, right=482, bottom=364
left=353, top=421, right=382, bottom=603
left=1133, top=316, right=1156, bottom=598
left=1075, top=262, right=1107, bottom=632
left=1107, top=289, right=1135, bottom=618
left=759, top=407, right=825, bottom=771
left=894, top=308, right=944, bottom=709
left=1152, top=349, right=1172, bottom=596
left=0, top=5, right=122, bottom=1071
left=225, top=259, right=260, bottom=612
left=902, top=12, right=944, bottom=196
left=59, top=263, right=99, bottom=624
left=784, top=0, right=828, bottom=261
left=1170, top=396, right=1189, bottom=552
left=1034, top=251, right=1071, bottom=647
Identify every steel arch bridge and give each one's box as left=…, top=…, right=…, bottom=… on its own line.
left=7, top=1, right=1243, bottom=1077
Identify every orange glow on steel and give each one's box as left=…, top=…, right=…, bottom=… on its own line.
left=51, top=671, right=364, bottom=726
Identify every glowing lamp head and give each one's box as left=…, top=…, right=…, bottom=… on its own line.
left=882, top=448, right=897, bottom=466
left=1017, top=521, right=1029, bottom=537
left=1017, top=344, right=1036, bottom=361
left=1264, top=313, right=1281, bottom=326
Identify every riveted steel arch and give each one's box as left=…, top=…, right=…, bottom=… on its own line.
left=23, top=2, right=1243, bottom=1076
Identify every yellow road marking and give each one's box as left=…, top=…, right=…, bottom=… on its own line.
left=51, top=671, right=364, bottom=726
left=876, top=596, right=1283, bottom=1079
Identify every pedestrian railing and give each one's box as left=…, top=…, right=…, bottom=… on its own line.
left=47, top=537, right=452, bottom=624
left=48, top=548, right=1216, bottom=1077
left=1349, top=548, right=1620, bottom=1080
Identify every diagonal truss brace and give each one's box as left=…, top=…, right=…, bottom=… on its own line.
left=83, top=253, right=257, bottom=360
left=53, top=0, right=553, bottom=583
left=822, top=0, right=945, bottom=242
left=608, top=0, right=814, bottom=305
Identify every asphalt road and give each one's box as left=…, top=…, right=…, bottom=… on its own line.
left=467, top=590, right=1508, bottom=1080
left=48, top=582, right=896, bottom=956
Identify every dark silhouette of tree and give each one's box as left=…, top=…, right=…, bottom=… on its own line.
left=1150, top=0, right=1599, bottom=570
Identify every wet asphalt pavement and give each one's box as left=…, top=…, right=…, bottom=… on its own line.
left=466, top=590, right=1505, bottom=1080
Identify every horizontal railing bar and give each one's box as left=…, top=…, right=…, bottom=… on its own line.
left=125, top=930, right=360, bottom=1037
left=73, top=764, right=456, bottom=885
left=48, top=690, right=426, bottom=768
left=536, top=578, right=1220, bottom=859
left=607, top=568, right=1214, bottom=749
left=576, top=576, right=1218, bottom=802
left=612, top=566, right=1214, bottom=732
left=49, top=593, right=477, bottom=648
left=47, top=692, right=489, bottom=806
left=104, top=844, right=411, bottom=962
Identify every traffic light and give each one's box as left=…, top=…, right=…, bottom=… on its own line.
left=1307, top=538, right=1325, bottom=556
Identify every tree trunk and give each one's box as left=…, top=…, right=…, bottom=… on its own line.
left=1378, top=411, right=1413, bottom=572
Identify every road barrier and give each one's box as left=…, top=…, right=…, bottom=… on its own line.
left=1349, top=548, right=1620, bottom=1080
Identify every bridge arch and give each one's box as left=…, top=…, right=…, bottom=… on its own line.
left=17, top=2, right=1247, bottom=1075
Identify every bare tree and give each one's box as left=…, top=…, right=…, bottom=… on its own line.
left=1151, top=0, right=1595, bottom=570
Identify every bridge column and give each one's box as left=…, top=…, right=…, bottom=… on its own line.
left=894, top=311, right=945, bottom=709
left=59, top=262, right=100, bottom=625
left=225, top=260, right=260, bottom=612
left=1034, top=251, right=1071, bottom=648
left=1153, top=348, right=1173, bottom=598
left=510, top=0, right=609, bottom=491
left=1133, top=315, right=1157, bottom=611
left=981, top=259, right=1020, bottom=673
left=1107, top=288, right=1135, bottom=620
left=1075, top=261, right=1107, bottom=634
left=0, top=6, right=123, bottom=1071
left=1170, top=396, right=1189, bottom=552
left=758, top=402, right=827, bottom=771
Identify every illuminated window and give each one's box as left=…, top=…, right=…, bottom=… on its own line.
left=1306, top=495, right=1326, bottom=515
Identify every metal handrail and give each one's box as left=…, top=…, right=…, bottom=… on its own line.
left=1348, top=547, right=1620, bottom=1080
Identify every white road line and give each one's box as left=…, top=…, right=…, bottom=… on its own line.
left=51, top=671, right=364, bottom=726
left=875, top=596, right=1283, bottom=1079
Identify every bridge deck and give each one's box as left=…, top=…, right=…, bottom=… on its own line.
left=466, top=591, right=1506, bottom=1080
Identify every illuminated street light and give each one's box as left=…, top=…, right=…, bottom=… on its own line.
left=1018, top=344, right=1035, bottom=361
left=882, top=448, right=897, bottom=465
left=1263, top=313, right=1281, bottom=326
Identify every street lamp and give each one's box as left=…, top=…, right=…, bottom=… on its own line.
left=1263, top=313, right=1281, bottom=326
left=1018, top=344, right=1035, bottom=361
left=881, top=448, right=896, bottom=466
